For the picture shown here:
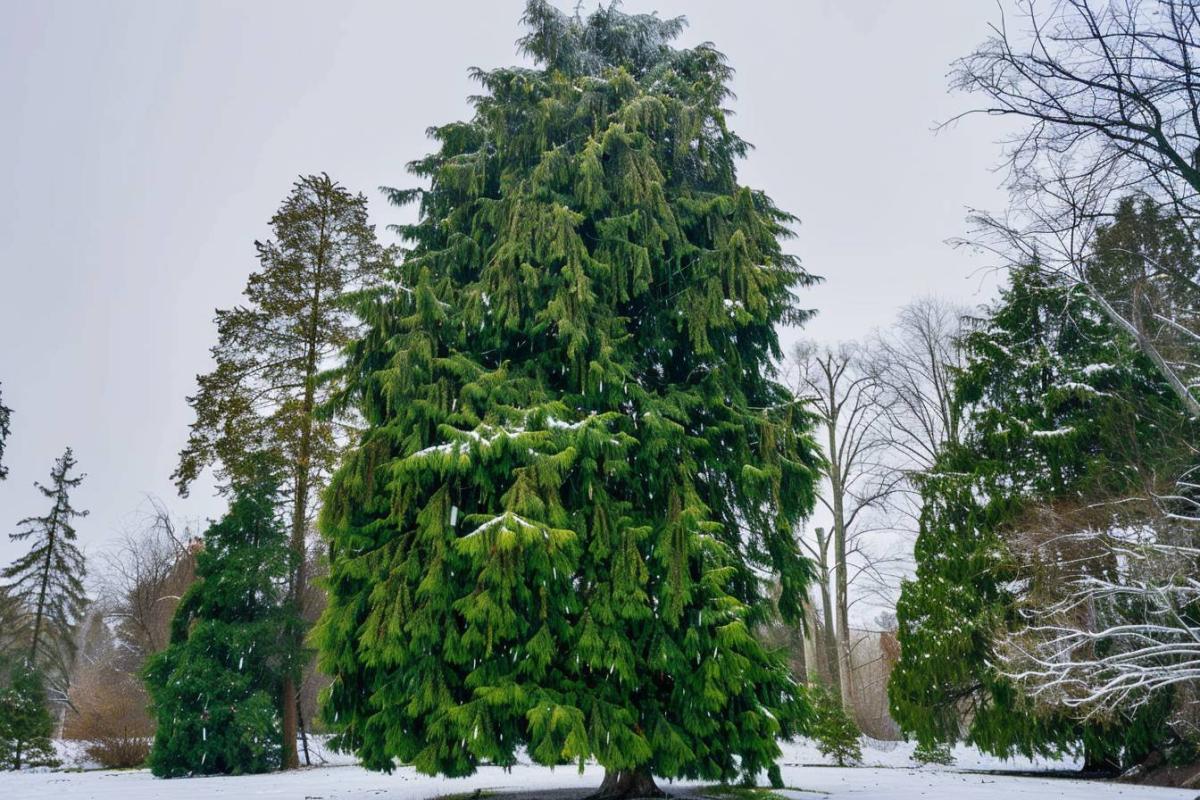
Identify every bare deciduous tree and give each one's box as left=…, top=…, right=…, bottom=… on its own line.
left=871, top=297, right=967, bottom=475
left=792, top=342, right=902, bottom=707
left=97, top=498, right=196, bottom=672
left=952, top=0, right=1200, bottom=416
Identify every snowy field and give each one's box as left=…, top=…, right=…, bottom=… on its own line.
left=2, top=738, right=1194, bottom=800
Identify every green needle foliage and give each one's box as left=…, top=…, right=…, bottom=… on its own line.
left=808, top=685, right=861, bottom=767
left=0, top=655, right=57, bottom=770
left=315, top=1, right=820, bottom=791
left=3, top=447, right=88, bottom=685
left=890, top=259, right=1194, bottom=766
left=173, top=173, right=391, bottom=767
left=144, top=466, right=297, bottom=777
left=0, top=382, right=11, bottom=481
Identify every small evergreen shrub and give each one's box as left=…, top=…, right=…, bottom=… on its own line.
left=0, top=658, right=59, bottom=770
left=912, top=739, right=954, bottom=766
left=808, top=685, right=862, bottom=767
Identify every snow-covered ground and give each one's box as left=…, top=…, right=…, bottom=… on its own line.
left=4, top=737, right=1193, bottom=800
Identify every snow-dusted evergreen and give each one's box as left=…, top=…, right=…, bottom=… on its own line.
left=2, top=448, right=88, bottom=693
left=313, top=2, right=821, bottom=795
left=890, top=258, right=1196, bottom=770
left=142, top=465, right=298, bottom=777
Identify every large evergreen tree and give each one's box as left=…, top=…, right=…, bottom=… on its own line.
left=315, top=2, right=820, bottom=795
left=143, top=466, right=296, bottom=777
left=889, top=260, right=1193, bottom=767
left=174, top=173, right=390, bottom=767
left=2, top=447, right=88, bottom=684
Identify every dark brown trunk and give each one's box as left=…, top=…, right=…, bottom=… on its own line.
left=1082, top=742, right=1122, bottom=775
left=587, top=768, right=664, bottom=800
left=281, top=676, right=299, bottom=769
left=281, top=207, right=327, bottom=770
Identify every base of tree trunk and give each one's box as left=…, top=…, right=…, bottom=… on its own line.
left=585, top=769, right=665, bottom=800
left=280, top=676, right=299, bottom=769
left=1081, top=754, right=1121, bottom=776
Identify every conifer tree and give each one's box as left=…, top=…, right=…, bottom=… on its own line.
left=143, top=465, right=296, bottom=777
left=808, top=685, right=861, bottom=767
left=315, top=2, right=820, bottom=796
left=2, top=447, right=88, bottom=685
left=174, top=173, right=390, bottom=767
left=0, top=382, right=11, bottom=481
left=0, top=654, right=57, bottom=770
left=889, top=262, right=1191, bottom=766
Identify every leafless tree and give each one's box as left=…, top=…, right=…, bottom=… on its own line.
left=806, top=524, right=841, bottom=691
left=96, top=498, right=196, bottom=672
left=871, top=298, right=967, bottom=474
left=1000, top=495, right=1200, bottom=716
left=951, top=0, right=1200, bottom=712
left=791, top=342, right=904, bottom=708
left=868, top=297, right=969, bottom=545
left=951, top=0, right=1200, bottom=416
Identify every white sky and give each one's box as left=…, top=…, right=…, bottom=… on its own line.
left=0, top=0, right=1009, bottom=568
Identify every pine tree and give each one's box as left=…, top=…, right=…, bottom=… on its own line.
left=174, top=173, right=390, bottom=768
left=315, top=2, right=821, bottom=796
left=0, top=382, right=11, bottom=481
left=889, top=261, right=1191, bottom=764
left=2, top=447, right=88, bottom=686
left=143, top=465, right=296, bottom=777
left=808, top=685, right=861, bottom=767
left=0, top=654, right=57, bottom=770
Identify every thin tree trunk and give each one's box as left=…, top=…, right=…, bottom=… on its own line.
left=28, top=499, right=61, bottom=667
left=815, top=527, right=840, bottom=691
left=791, top=600, right=809, bottom=682
left=834, top=508, right=854, bottom=711
left=823, top=390, right=855, bottom=711
left=298, top=694, right=311, bottom=766
left=1087, top=282, right=1200, bottom=416
left=281, top=216, right=326, bottom=771
left=587, top=768, right=664, bottom=800
left=800, top=596, right=819, bottom=684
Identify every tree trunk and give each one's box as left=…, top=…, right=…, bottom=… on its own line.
left=281, top=218, right=327, bottom=770
left=815, top=527, right=840, bottom=691
left=298, top=694, right=311, bottom=766
left=281, top=676, right=299, bottom=769
left=587, top=768, right=664, bottom=800
left=1082, top=735, right=1122, bottom=775
left=29, top=501, right=61, bottom=667
left=791, top=600, right=809, bottom=683
left=824, top=408, right=855, bottom=712
left=833, top=512, right=854, bottom=711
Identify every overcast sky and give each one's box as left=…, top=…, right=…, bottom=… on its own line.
left=0, top=0, right=1010, bottom=568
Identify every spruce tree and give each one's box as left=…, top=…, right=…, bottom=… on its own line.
left=808, top=685, right=861, bottom=767
left=0, top=382, right=11, bottom=481
left=315, top=2, right=820, bottom=795
left=889, top=262, right=1192, bottom=765
left=174, top=173, right=390, bottom=767
left=2, top=447, right=88, bottom=684
left=0, top=654, right=57, bottom=770
left=143, top=465, right=296, bottom=777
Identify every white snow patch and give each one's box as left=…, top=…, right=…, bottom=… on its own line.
left=5, top=737, right=1191, bottom=800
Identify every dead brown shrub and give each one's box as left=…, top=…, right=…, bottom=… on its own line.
left=63, top=663, right=152, bottom=768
